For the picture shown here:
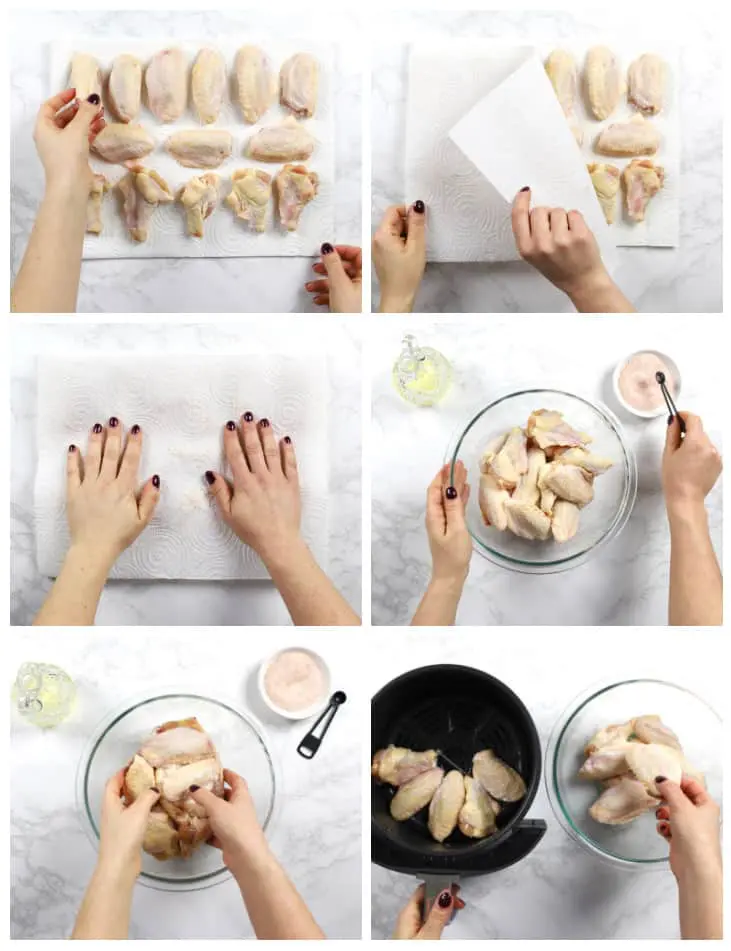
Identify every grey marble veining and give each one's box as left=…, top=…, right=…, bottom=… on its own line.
left=10, top=11, right=361, bottom=314
left=371, top=315, right=722, bottom=626
left=10, top=630, right=362, bottom=939
left=370, top=629, right=723, bottom=939
left=11, top=320, right=361, bottom=626
left=371, top=11, right=722, bottom=313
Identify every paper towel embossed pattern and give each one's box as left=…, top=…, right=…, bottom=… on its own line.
left=35, top=356, right=329, bottom=580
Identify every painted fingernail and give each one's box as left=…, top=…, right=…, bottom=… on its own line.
left=305, top=282, right=314, bottom=290
left=189, top=784, right=200, bottom=792
left=259, top=418, right=270, bottom=428
left=109, top=416, right=119, bottom=427
left=284, top=436, right=292, bottom=445
left=68, top=444, right=76, bottom=453
left=152, top=475, right=160, bottom=488
left=667, top=415, right=674, bottom=426
left=655, top=776, right=667, bottom=784
left=204, top=470, right=215, bottom=485
left=445, top=486, right=458, bottom=500
left=87, top=93, right=101, bottom=105
left=243, top=412, right=254, bottom=422
left=413, top=199, right=425, bottom=214
left=321, top=242, right=334, bottom=254
left=520, top=185, right=530, bottom=192
left=438, top=890, right=452, bottom=909
left=93, top=423, right=103, bottom=434
left=130, top=424, right=141, bottom=435
left=226, top=420, right=236, bottom=431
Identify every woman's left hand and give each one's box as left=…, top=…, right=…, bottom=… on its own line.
left=97, top=770, right=160, bottom=881
left=392, top=885, right=465, bottom=940
left=425, top=461, right=473, bottom=584
left=34, top=88, right=105, bottom=193
left=305, top=243, right=362, bottom=312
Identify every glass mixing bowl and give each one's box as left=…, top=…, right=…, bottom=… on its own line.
left=546, top=679, right=722, bottom=868
left=76, top=691, right=277, bottom=891
left=447, top=388, right=637, bottom=573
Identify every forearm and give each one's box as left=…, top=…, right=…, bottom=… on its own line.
left=379, top=291, right=415, bottom=313
left=263, top=538, right=360, bottom=626
left=677, top=869, right=723, bottom=939
left=71, top=862, right=136, bottom=940
left=230, top=844, right=324, bottom=940
left=411, top=576, right=465, bottom=626
left=34, top=545, right=112, bottom=626
left=566, top=273, right=635, bottom=314
left=12, top=182, right=87, bottom=313
left=667, top=503, right=722, bottom=626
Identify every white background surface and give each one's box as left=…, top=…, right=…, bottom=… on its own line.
left=370, top=628, right=724, bottom=939
left=372, top=10, right=722, bottom=312
left=9, top=629, right=362, bottom=939
left=10, top=11, right=362, bottom=312
left=11, top=319, right=362, bottom=625
left=371, top=315, right=723, bottom=626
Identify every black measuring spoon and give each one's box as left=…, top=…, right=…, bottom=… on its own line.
left=656, top=371, right=686, bottom=436
left=297, top=691, right=347, bottom=759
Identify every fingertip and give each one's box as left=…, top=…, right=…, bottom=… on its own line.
left=151, top=474, right=161, bottom=490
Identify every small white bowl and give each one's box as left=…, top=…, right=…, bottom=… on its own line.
left=257, top=647, right=331, bottom=721
left=612, top=350, right=682, bottom=419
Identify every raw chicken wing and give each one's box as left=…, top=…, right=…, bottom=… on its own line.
left=585, top=721, right=635, bottom=755
left=488, top=427, right=528, bottom=488
left=595, top=116, right=661, bottom=156
left=478, top=472, right=510, bottom=531
left=628, top=54, right=666, bottom=115
left=479, top=431, right=509, bottom=473
left=226, top=169, right=272, bottom=233
left=589, top=776, right=659, bottom=825
left=578, top=743, right=636, bottom=781
left=472, top=750, right=526, bottom=803
left=275, top=164, right=319, bottom=231
left=91, top=123, right=154, bottom=165
left=625, top=743, right=683, bottom=796
left=178, top=173, right=220, bottom=237
left=389, top=767, right=444, bottom=821
left=246, top=117, right=316, bottom=162
left=280, top=53, right=319, bottom=118
left=632, top=715, right=682, bottom=751
left=545, top=49, right=583, bottom=145
left=539, top=463, right=594, bottom=507
left=69, top=53, right=102, bottom=101
left=554, top=447, right=614, bottom=474
left=458, top=775, right=500, bottom=838
left=584, top=46, right=623, bottom=120
left=235, top=45, right=277, bottom=123
left=527, top=410, right=589, bottom=451
left=191, top=48, right=226, bottom=125
left=622, top=160, right=664, bottom=223
left=551, top=499, right=580, bottom=543
left=165, top=130, right=233, bottom=169
left=513, top=447, right=546, bottom=506
left=588, top=163, right=620, bottom=224
left=503, top=499, right=552, bottom=540
left=86, top=173, right=109, bottom=234
left=371, top=747, right=439, bottom=786
left=145, top=48, right=188, bottom=123
left=117, top=165, right=173, bottom=242
left=428, top=770, right=466, bottom=842
left=108, top=54, right=142, bottom=123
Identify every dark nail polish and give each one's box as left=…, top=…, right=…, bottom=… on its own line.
left=284, top=436, right=292, bottom=445
left=667, top=415, right=674, bottom=426
left=321, top=242, right=334, bottom=254
left=655, top=775, right=667, bottom=784
left=93, top=423, right=103, bottom=434
left=130, top=424, right=141, bottom=435
left=189, top=784, right=200, bottom=792
left=152, top=475, right=160, bottom=488
left=109, top=416, right=119, bottom=427
left=226, top=420, right=236, bottom=431
left=68, top=444, right=76, bottom=453
left=438, top=890, right=452, bottom=909
left=259, top=418, right=270, bottom=428
left=87, top=93, right=101, bottom=105
left=204, top=470, right=215, bottom=485
left=520, top=185, right=530, bottom=192
left=445, top=486, right=458, bottom=500
left=150, top=786, right=159, bottom=794
left=243, top=412, right=254, bottom=422
left=413, top=199, right=425, bottom=214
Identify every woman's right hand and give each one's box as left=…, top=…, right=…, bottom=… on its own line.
left=654, top=776, right=722, bottom=884
left=392, top=885, right=465, bottom=940
left=189, top=769, right=268, bottom=869
left=205, top=413, right=302, bottom=567
left=34, top=88, right=105, bottom=193
left=373, top=203, right=427, bottom=312
left=662, top=413, right=722, bottom=516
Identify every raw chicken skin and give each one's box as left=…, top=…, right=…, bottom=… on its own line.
left=165, top=130, right=233, bottom=169
left=246, top=117, right=316, bottom=162
left=628, top=54, right=666, bottom=115
left=504, top=498, right=552, bottom=540
left=479, top=431, right=509, bottom=473
left=488, top=427, right=529, bottom=488
left=69, top=53, right=102, bottom=101
left=590, top=776, right=659, bottom=825
left=91, top=123, right=154, bottom=165
left=588, top=163, right=620, bottom=224
left=527, top=410, right=589, bottom=451
left=554, top=447, right=614, bottom=474
left=145, top=48, right=188, bottom=123
left=178, top=174, right=220, bottom=237
left=472, top=750, right=526, bottom=803
left=625, top=743, right=683, bottom=796
left=389, top=767, right=444, bottom=821
left=108, top=54, right=142, bottom=123
left=479, top=472, right=510, bottom=531
left=585, top=721, right=634, bottom=755
left=539, top=462, right=594, bottom=507
left=578, top=743, right=636, bottom=781
left=513, top=448, right=546, bottom=506
left=622, top=160, right=664, bottom=223
left=235, top=45, right=277, bottom=123
left=458, top=776, right=500, bottom=838
left=371, top=747, right=439, bottom=786
left=595, top=116, right=661, bottom=157
left=275, top=164, right=319, bottom=231
left=191, top=48, right=226, bottom=125
left=584, top=46, right=623, bottom=120
left=632, top=715, right=682, bottom=751
left=552, top=499, right=580, bottom=543
left=545, top=50, right=583, bottom=146
left=428, top=770, right=466, bottom=842
left=280, top=53, right=319, bottom=118
left=86, top=174, right=109, bottom=234
left=226, top=169, right=272, bottom=233
left=117, top=165, right=173, bottom=242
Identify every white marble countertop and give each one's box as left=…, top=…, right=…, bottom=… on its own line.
left=371, top=11, right=722, bottom=312
left=370, top=628, right=724, bottom=939
left=10, top=629, right=361, bottom=938
left=11, top=320, right=361, bottom=625
left=10, top=11, right=361, bottom=314
left=371, top=315, right=722, bottom=626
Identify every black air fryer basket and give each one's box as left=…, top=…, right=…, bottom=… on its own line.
left=372, top=665, right=547, bottom=878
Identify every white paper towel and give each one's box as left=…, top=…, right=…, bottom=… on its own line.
left=35, top=355, right=329, bottom=580
left=49, top=37, right=334, bottom=259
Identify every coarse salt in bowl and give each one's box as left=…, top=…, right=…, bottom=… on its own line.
left=258, top=647, right=331, bottom=720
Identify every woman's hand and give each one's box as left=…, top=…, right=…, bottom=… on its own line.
left=373, top=202, right=427, bottom=313
left=66, top=418, right=160, bottom=571
left=189, top=769, right=268, bottom=869
left=425, top=461, right=472, bottom=585
left=34, top=88, right=105, bottom=194
left=662, top=413, right=722, bottom=517
left=97, top=770, right=161, bottom=881
left=306, top=243, right=362, bottom=312
left=392, top=885, right=465, bottom=940
left=205, top=414, right=301, bottom=567
left=655, top=776, right=722, bottom=883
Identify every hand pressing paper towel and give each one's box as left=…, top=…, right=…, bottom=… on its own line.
left=34, top=355, right=329, bottom=580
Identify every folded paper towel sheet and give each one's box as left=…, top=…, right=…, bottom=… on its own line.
left=34, top=356, right=329, bottom=580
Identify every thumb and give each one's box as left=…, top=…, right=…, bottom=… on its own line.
left=189, top=784, right=222, bottom=816
left=443, top=484, right=466, bottom=531
left=655, top=777, right=689, bottom=812
left=129, top=785, right=160, bottom=818
left=419, top=889, right=454, bottom=939
left=138, top=475, right=161, bottom=524
left=406, top=201, right=426, bottom=252
left=320, top=243, right=350, bottom=290
left=70, top=98, right=101, bottom=135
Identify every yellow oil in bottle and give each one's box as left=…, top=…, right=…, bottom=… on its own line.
left=12, top=663, right=76, bottom=728
left=392, top=335, right=452, bottom=407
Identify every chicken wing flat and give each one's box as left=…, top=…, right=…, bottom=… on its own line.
left=428, top=770, right=466, bottom=842
left=245, top=117, right=316, bottom=162
left=587, top=163, right=620, bottom=224
left=553, top=447, right=614, bottom=474
left=539, top=462, right=594, bottom=508
left=280, top=53, right=319, bottom=118
left=584, top=46, right=623, bottom=120
left=545, top=49, right=583, bottom=146
left=91, top=123, right=155, bottom=165
left=584, top=721, right=635, bottom=755
left=371, top=746, right=439, bottom=786
left=235, top=45, right=277, bottom=124
left=632, top=715, right=682, bottom=751
left=487, top=427, right=528, bottom=489
left=458, top=776, right=500, bottom=838
left=478, top=472, right=510, bottom=531
left=513, top=448, right=546, bottom=506
left=389, top=768, right=444, bottom=821
left=625, top=743, right=683, bottom=796
left=145, top=48, right=188, bottom=123
left=69, top=52, right=102, bottom=101
left=226, top=168, right=272, bottom=233
left=578, top=743, right=636, bottom=781
left=178, top=173, right=220, bottom=237
left=595, top=115, right=661, bottom=157
left=551, top=499, right=580, bottom=543
left=191, top=48, right=226, bottom=125
left=86, top=173, right=109, bottom=235
left=165, top=130, right=233, bottom=169
left=622, top=159, right=664, bottom=223
left=589, top=776, right=660, bottom=825
left=527, top=409, right=589, bottom=451
left=117, top=165, right=173, bottom=243
left=108, top=54, right=142, bottom=123
left=472, top=750, right=526, bottom=803
left=504, top=498, right=552, bottom=540
left=275, top=164, right=319, bottom=231
left=628, top=53, right=666, bottom=115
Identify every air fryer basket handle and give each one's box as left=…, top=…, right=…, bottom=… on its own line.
left=421, top=874, right=461, bottom=923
